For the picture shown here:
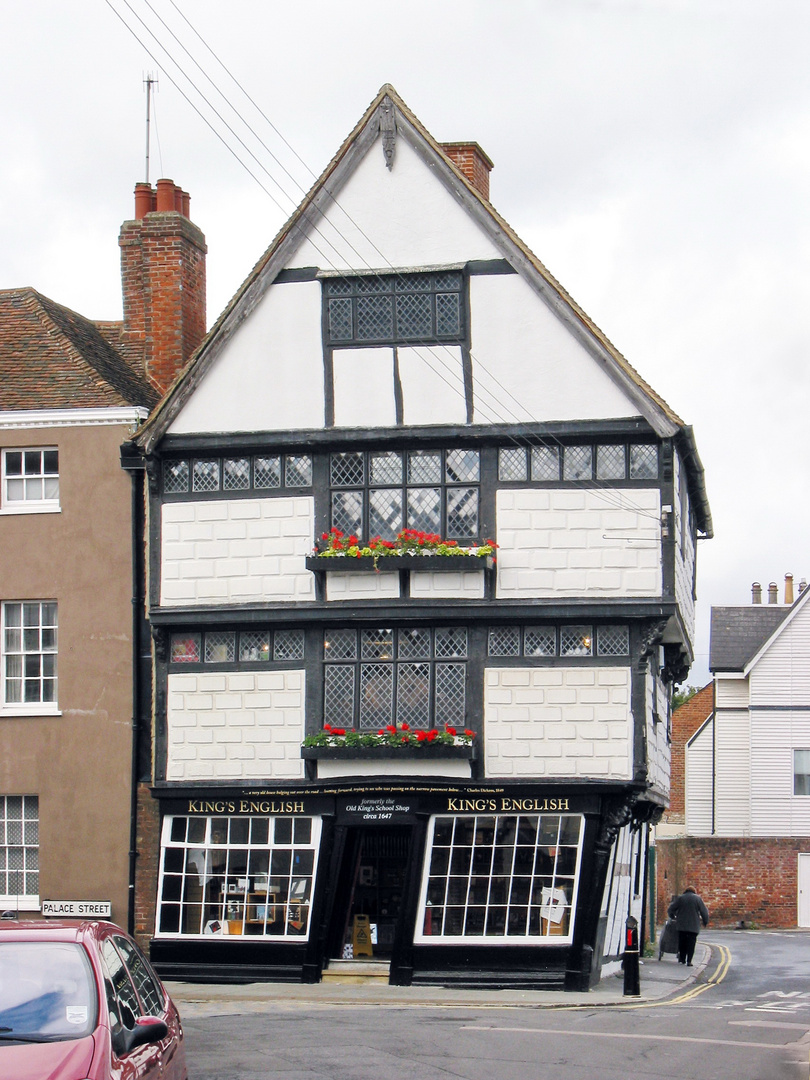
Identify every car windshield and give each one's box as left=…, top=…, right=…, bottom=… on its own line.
left=0, top=941, right=97, bottom=1040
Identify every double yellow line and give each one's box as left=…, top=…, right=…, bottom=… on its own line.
left=665, top=942, right=732, bottom=1005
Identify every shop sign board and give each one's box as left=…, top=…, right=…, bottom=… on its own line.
left=42, top=900, right=112, bottom=918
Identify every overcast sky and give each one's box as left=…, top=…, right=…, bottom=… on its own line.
left=3, top=0, right=809, bottom=685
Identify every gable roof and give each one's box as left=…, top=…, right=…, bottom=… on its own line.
left=710, top=603, right=794, bottom=672
left=0, top=288, right=159, bottom=412
left=130, top=84, right=712, bottom=536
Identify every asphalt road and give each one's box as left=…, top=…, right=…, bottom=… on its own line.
left=181, top=932, right=810, bottom=1080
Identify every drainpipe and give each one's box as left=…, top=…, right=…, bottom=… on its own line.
left=125, top=456, right=146, bottom=935
left=711, top=679, right=716, bottom=836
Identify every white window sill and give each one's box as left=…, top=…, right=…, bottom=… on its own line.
left=0, top=897, right=40, bottom=911
left=0, top=504, right=61, bottom=516
left=0, top=706, right=61, bottom=718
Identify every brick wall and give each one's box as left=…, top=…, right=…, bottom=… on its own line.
left=133, top=783, right=161, bottom=948
left=440, top=142, right=493, bottom=201
left=484, top=666, right=632, bottom=779
left=664, top=682, right=713, bottom=823
left=495, top=489, right=662, bottom=598
left=119, top=200, right=207, bottom=394
left=656, top=836, right=810, bottom=927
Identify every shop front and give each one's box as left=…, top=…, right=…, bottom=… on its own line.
left=149, top=782, right=616, bottom=989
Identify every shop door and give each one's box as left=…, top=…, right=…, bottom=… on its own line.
left=329, top=826, right=411, bottom=960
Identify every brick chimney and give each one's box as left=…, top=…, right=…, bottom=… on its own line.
left=440, top=142, right=494, bottom=201
left=119, top=179, right=207, bottom=394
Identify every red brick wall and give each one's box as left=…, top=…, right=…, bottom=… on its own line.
left=440, top=143, right=492, bottom=201
left=664, top=682, right=713, bottom=823
left=133, top=783, right=161, bottom=948
left=119, top=206, right=207, bottom=395
left=656, top=836, right=810, bottom=927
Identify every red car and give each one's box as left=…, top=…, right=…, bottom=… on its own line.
left=0, top=919, right=187, bottom=1080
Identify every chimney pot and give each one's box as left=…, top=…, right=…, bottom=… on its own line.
left=181, top=190, right=190, bottom=217
left=134, top=182, right=154, bottom=220
left=768, top=582, right=778, bottom=604
left=156, top=178, right=177, bottom=212
left=752, top=582, right=762, bottom=605
left=800, top=578, right=808, bottom=595
left=786, top=573, right=795, bottom=605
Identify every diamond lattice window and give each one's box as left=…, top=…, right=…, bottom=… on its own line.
left=596, top=625, right=630, bottom=656
left=524, top=627, right=557, bottom=656
left=0, top=795, right=38, bottom=901
left=324, top=627, right=468, bottom=730
left=596, top=445, right=626, bottom=480
left=324, top=271, right=464, bottom=345
left=531, top=446, right=561, bottom=481
left=630, top=444, right=659, bottom=479
left=563, top=447, right=593, bottom=481
left=560, top=626, right=593, bottom=657
left=192, top=460, right=220, bottom=493
left=488, top=627, right=521, bottom=657
left=499, top=448, right=527, bottom=482
left=223, top=458, right=251, bottom=491
left=254, top=456, right=281, bottom=489
left=204, top=632, right=236, bottom=664
left=163, top=460, right=190, bottom=493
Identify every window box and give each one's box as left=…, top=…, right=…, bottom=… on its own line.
left=301, top=743, right=476, bottom=761
left=305, top=555, right=494, bottom=574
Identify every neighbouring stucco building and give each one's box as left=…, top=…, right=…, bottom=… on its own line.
left=127, top=85, right=712, bottom=990
left=657, top=576, right=810, bottom=928
left=0, top=178, right=205, bottom=931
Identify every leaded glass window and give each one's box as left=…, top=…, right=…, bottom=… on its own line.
left=563, top=446, right=593, bottom=481
left=163, top=454, right=310, bottom=496
left=560, top=625, right=593, bottom=657
left=630, top=444, right=659, bottom=480
left=169, top=629, right=304, bottom=666
left=323, top=627, right=468, bottom=730
left=531, top=446, right=560, bottom=481
left=596, top=625, right=630, bottom=657
left=596, top=445, right=626, bottom=480
left=324, top=271, right=465, bottom=346
left=328, top=449, right=480, bottom=543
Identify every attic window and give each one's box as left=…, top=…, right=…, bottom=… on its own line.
left=324, top=271, right=465, bottom=346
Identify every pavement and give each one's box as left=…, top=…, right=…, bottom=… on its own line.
left=165, top=942, right=710, bottom=1017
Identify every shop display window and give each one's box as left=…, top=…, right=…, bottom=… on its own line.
left=415, top=813, right=583, bottom=943
left=156, top=814, right=321, bottom=939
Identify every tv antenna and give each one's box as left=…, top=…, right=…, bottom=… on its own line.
left=144, top=74, right=159, bottom=184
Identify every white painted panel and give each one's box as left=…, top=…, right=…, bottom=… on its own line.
left=409, top=570, right=485, bottom=599
left=715, top=677, right=749, bottom=708
left=333, top=347, right=396, bottom=427
left=750, top=710, right=810, bottom=836
left=713, top=708, right=750, bottom=835
left=166, top=670, right=306, bottom=781
left=161, top=497, right=316, bottom=606
left=673, top=454, right=696, bottom=645
left=469, top=274, right=641, bottom=423
left=289, top=136, right=502, bottom=272
left=750, top=601, right=810, bottom=705
left=325, top=571, right=400, bottom=601
left=317, top=759, right=472, bottom=779
left=685, top=720, right=713, bottom=835
left=647, top=670, right=671, bottom=797
left=496, top=488, right=662, bottom=599
left=484, top=666, right=632, bottom=780
left=398, top=346, right=467, bottom=425
left=169, top=282, right=324, bottom=434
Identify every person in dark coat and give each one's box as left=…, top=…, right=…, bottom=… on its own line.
left=667, top=886, right=709, bottom=965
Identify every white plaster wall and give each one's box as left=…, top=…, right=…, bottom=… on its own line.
left=316, top=759, right=472, bottom=779
left=168, top=282, right=324, bottom=435
left=484, top=667, right=632, bottom=779
left=161, top=497, right=315, bottom=606
left=398, top=346, right=467, bottom=425
left=325, top=571, right=400, bottom=601
left=646, top=671, right=671, bottom=797
left=333, top=348, right=396, bottom=427
left=496, top=489, right=662, bottom=599
left=470, top=274, right=640, bottom=423
left=409, top=569, right=485, bottom=599
left=289, top=136, right=503, bottom=272
left=673, top=455, right=696, bottom=646
left=166, top=670, right=305, bottom=781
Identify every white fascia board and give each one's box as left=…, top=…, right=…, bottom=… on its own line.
left=0, top=407, right=149, bottom=430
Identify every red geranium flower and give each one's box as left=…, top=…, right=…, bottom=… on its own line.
left=445, top=726, right=457, bottom=736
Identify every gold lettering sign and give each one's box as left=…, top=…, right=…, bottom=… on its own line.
left=187, top=799, right=306, bottom=815
left=446, top=796, right=570, bottom=813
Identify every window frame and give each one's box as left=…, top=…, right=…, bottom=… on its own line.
left=1, top=601, right=59, bottom=715
left=1, top=447, right=60, bottom=515
left=794, top=750, right=810, bottom=795
left=0, top=794, right=39, bottom=909
left=323, top=626, right=469, bottom=731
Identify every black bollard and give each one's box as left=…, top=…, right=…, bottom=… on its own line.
left=623, top=914, right=640, bottom=996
